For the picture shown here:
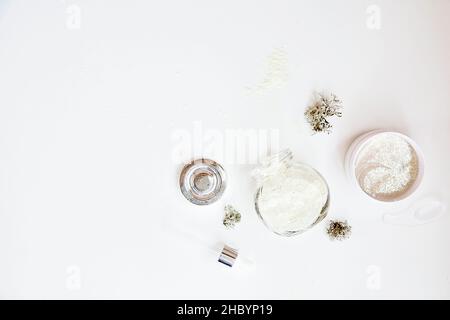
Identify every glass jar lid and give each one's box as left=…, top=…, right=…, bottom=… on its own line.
left=179, top=158, right=227, bottom=205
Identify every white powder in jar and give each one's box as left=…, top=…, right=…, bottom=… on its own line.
left=355, top=132, right=419, bottom=201
left=256, top=163, right=329, bottom=235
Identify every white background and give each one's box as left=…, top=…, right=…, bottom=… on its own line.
left=0, top=0, right=449, bottom=299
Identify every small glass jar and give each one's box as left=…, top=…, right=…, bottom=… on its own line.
left=253, top=150, right=330, bottom=236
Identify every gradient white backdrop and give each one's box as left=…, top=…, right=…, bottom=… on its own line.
left=0, top=0, right=449, bottom=299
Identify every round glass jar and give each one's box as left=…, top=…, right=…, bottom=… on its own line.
left=253, top=150, right=330, bottom=236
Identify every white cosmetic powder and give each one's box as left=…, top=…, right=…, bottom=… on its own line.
left=256, top=164, right=329, bottom=235
left=355, top=133, right=419, bottom=201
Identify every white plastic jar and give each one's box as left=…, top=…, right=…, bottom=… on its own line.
left=345, top=130, right=425, bottom=202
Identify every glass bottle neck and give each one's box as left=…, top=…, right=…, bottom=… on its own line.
left=252, top=149, right=293, bottom=186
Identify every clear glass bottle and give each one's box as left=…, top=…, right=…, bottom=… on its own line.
left=253, top=149, right=330, bottom=236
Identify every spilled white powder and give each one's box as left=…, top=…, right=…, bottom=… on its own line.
left=256, top=164, right=329, bottom=235
left=355, top=133, right=419, bottom=201
left=245, top=47, right=288, bottom=94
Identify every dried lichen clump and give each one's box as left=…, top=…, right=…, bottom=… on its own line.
left=305, top=93, right=343, bottom=134
left=327, top=219, right=352, bottom=241
left=223, top=205, right=242, bottom=229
